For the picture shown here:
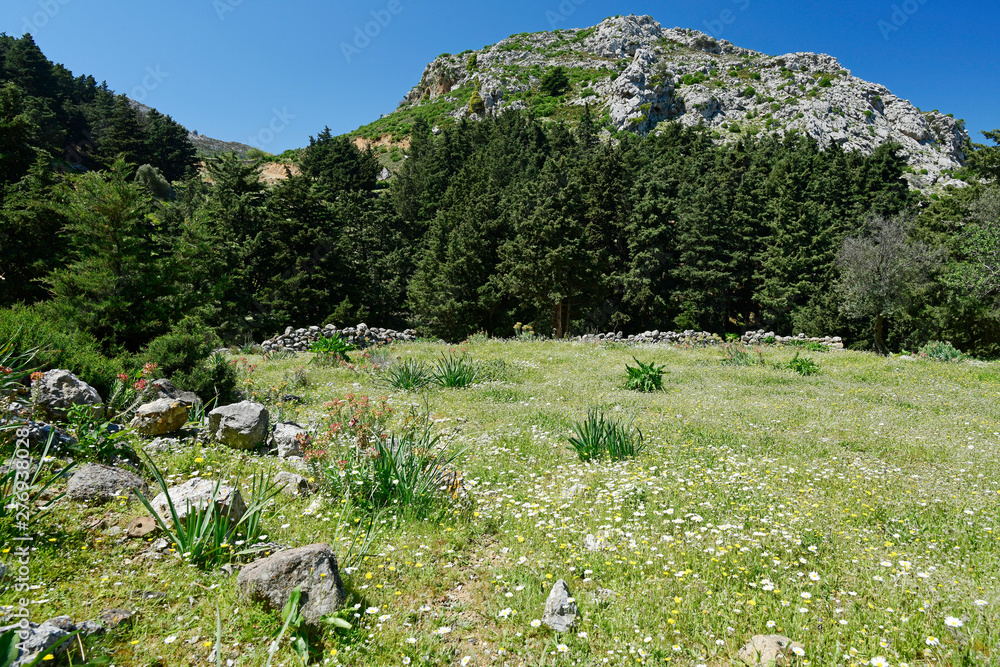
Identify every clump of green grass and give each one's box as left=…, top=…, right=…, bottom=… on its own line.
left=432, top=353, right=481, bottom=388
left=382, top=358, right=434, bottom=391
left=625, top=357, right=667, bottom=392
left=566, top=408, right=645, bottom=462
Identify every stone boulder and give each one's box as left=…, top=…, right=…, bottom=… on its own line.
left=67, top=463, right=148, bottom=503
left=236, top=543, right=346, bottom=624
left=542, top=579, right=578, bottom=632
left=0, top=616, right=75, bottom=666
left=32, top=369, right=103, bottom=421
left=274, top=471, right=311, bottom=497
left=130, top=399, right=188, bottom=437
left=737, top=635, right=805, bottom=666
left=273, top=422, right=308, bottom=458
left=208, top=401, right=269, bottom=450
left=150, top=378, right=201, bottom=409
left=150, top=477, right=246, bottom=524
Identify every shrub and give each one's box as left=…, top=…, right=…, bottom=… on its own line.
left=0, top=304, right=125, bottom=397
left=786, top=352, right=820, bottom=376
left=919, top=340, right=965, bottom=362
left=625, top=358, right=666, bottom=392
left=540, top=66, right=570, bottom=97
left=468, top=91, right=486, bottom=116
left=144, top=319, right=238, bottom=403
left=566, top=408, right=645, bottom=462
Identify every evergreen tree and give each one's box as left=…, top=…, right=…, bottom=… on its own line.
left=300, top=127, right=379, bottom=195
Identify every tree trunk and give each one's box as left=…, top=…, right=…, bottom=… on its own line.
left=874, top=313, right=888, bottom=355
left=552, top=302, right=563, bottom=339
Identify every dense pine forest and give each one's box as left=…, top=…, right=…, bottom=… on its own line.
left=2, top=33, right=1000, bottom=399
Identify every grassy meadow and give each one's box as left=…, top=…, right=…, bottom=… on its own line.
left=6, top=339, right=1000, bottom=666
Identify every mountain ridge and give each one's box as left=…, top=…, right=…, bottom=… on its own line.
left=354, top=14, right=969, bottom=191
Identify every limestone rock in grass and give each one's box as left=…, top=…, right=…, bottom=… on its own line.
left=130, top=398, right=189, bottom=436
left=208, top=401, right=269, bottom=449
left=737, top=634, right=805, bottom=666
left=67, top=463, right=148, bottom=503
left=0, top=616, right=75, bottom=666
left=127, top=515, right=160, bottom=538
left=236, top=543, right=346, bottom=624
left=98, top=608, right=135, bottom=629
left=150, top=378, right=201, bottom=409
left=32, top=369, right=103, bottom=421
left=542, top=579, right=578, bottom=632
left=273, top=422, right=308, bottom=458
left=274, top=471, right=312, bottom=496
left=150, top=477, right=246, bottom=524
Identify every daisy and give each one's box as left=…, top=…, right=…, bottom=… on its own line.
left=869, top=657, right=888, bottom=667
left=944, top=616, right=964, bottom=628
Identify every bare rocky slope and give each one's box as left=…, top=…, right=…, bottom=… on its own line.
left=375, top=14, right=969, bottom=191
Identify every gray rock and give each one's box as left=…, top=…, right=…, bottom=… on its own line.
left=208, top=401, right=269, bottom=450
left=150, top=477, right=246, bottom=524
left=98, top=608, right=135, bottom=629
left=130, top=398, right=188, bottom=436
left=67, top=463, right=148, bottom=504
left=274, top=471, right=311, bottom=497
left=236, top=543, right=346, bottom=624
left=737, top=634, right=805, bottom=666
left=32, top=369, right=103, bottom=421
left=273, top=422, right=308, bottom=459
left=0, top=616, right=75, bottom=666
left=542, top=579, right=578, bottom=632
left=150, top=378, right=202, bottom=409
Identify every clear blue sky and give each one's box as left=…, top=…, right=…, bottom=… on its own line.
left=5, top=0, right=997, bottom=153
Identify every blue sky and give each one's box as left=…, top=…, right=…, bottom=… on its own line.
left=5, top=0, right=997, bottom=153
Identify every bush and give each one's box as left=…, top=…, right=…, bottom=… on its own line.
left=310, top=333, right=355, bottom=363
left=433, top=353, right=481, bottom=388
left=143, top=318, right=238, bottom=403
left=625, top=358, right=666, bottom=392
left=786, top=352, right=820, bottom=376
left=919, top=340, right=965, bottom=362
left=566, top=408, right=645, bottom=462
left=0, top=304, right=125, bottom=397
left=382, top=358, right=434, bottom=391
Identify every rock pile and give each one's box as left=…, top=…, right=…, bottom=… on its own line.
left=741, top=329, right=843, bottom=348
left=260, top=323, right=417, bottom=353
left=576, top=329, right=723, bottom=345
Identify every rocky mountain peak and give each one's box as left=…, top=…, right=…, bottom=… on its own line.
left=375, top=14, right=969, bottom=191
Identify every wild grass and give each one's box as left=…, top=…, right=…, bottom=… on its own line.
left=4, top=340, right=1000, bottom=666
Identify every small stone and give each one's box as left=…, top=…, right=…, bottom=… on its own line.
left=737, top=634, right=805, bottom=666
left=150, top=477, right=246, bottom=524
left=274, top=471, right=312, bottom=497
left=67, top=463, right=148, bottom=504
left=32, top=369, right=103, bottom=421
left=236, top=543, right=346, bottom=624
left=542, top=579, right=578, bottom=632
left=98, top=608, right=135, bottom=629
left=208, top=401, right=269, bottom=450
left=273, top=422, right=309, bottom=459
left=130, top=398, right=188, bottom=436
left=127, top=516, right=160, bottom=538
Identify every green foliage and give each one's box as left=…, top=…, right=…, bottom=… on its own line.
left=0, top=430, right=76, bottom=540
left=540, top=66, right=570, bottom=97
left=0, top=305, right=124, bottom=397
left=468, top=90, right=486, bottom=115
left=309, top=333, right=355, bottom=362
left=565, top=408, right=645, bottom=462
left=143, top=318, right=238, bottom=403
left=466, top=53, right=478, bottom=72
left=680, top=71, right=708, bottom=86
left=918, top=340, right=965, bottom=362
left=381, top=358, right=434, bottom=391
left=432, top=353, right=481, bottom=388
left=65, top=403, right=134, bottom=463
left=785, top=351, right=820, bottom=376
left=624, top=357, right=666, bottom=392
left=300, top=127, right=379, bottom=195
